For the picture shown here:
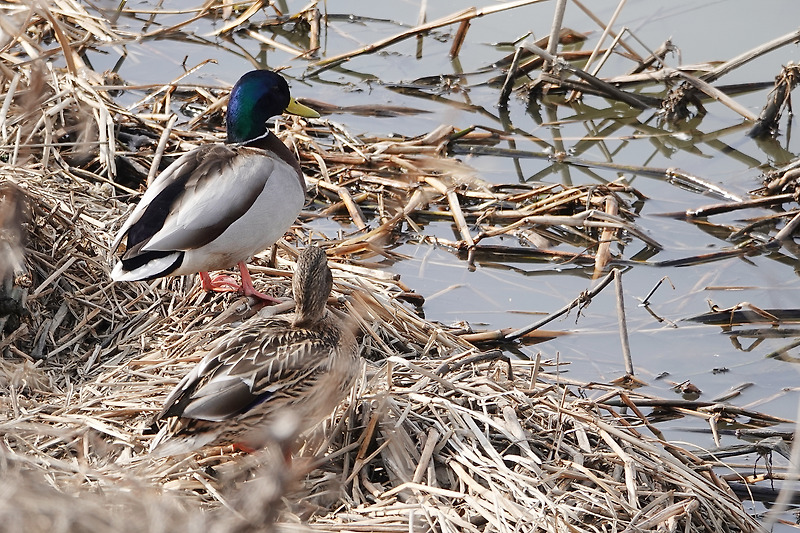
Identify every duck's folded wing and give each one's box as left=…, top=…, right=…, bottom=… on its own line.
left=160, top=324, right=329, bottom=423
left=114, top=145, right=277, bottom=254
left=112, top=146, right=213, bottom=252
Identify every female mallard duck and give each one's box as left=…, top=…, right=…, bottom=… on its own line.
left=111, top=70, right=319, bottom=300
left=149, top=246, right=360, bottom=457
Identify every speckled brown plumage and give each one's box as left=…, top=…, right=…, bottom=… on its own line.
left=149, top=246, right=360, bottom=456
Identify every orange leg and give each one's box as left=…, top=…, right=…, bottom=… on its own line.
left=197, top=265, right=281, bottom=304
left=230, top=441, right=292, bottom=466
left=199, top=271, right=240, bottom=292
left=231, top=442, right=257, bottom=454
left=237, top=262, right=281, bottom=304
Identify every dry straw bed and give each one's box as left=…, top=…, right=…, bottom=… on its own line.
left=0, top=2, right=777, bottom=532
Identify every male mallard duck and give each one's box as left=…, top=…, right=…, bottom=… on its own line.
left=111, top=70, right=319, bottom=300
left=149, top=246, right=360, bottom=457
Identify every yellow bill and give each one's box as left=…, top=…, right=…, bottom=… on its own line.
left=286, top=97, right=320, bottom=118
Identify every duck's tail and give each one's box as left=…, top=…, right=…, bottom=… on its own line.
left=148, top=423, right=218, bottom=458
left=111, top=251, right=183, bottom=282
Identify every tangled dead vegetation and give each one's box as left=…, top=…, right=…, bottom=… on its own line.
left=0, top=3, right=771, bottom=532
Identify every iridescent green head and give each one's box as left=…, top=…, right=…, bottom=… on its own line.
left=226, top=70, right=318, bottom=144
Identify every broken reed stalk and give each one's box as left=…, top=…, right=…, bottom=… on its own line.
left=544, top=0, right=568, bottom=68
left=308, top=0, right=546, bottom=74
left=415, top=0, right=428, bottom=58
left=593, top=195, right=618, bottom=277
left=588, top=24, right=627, bottom=78
left=748, top=64, right=800, bottom=138
left=148, top=114, right=177, bottom=185
left=522, top=41, right=650, bottom=109
left=614, top=269, right=634, bottom=376
left=306, top=6, right=321, bottom=56
left=510, top=6, right=800, bottom=138
left=498, top=45, right=523, bottom=106
left=503, top=269, right=616, bottom=341
left=486, top=29, right=589, bottom=86
left=664, top=68, right=758, bottom=121
left=639, top=276, right=674, bottom=307
left=771, top=211, right=800, bottom=243
left=570, top=0, right=641, bottom=61
left=628, top=39, right=673, bottom=74
left=581, top=0, right=627, bottom=77
left=686, top=194, right=794, bottom=218
left=451, top=143, right=744, bottom=202
left=762, top=397, right=800, bottom=530
left=449, top=19, right=470, bottom=57
left=209, top=0, right=268, bottom=37
left=702, top=27, right=800, bottom=84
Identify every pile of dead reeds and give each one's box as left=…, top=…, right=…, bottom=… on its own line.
left=0, top=2, right=786, bottom=532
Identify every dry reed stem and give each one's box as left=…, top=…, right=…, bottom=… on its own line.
left=593, top=195, right=618, bottom=276
left=308, top=0, right=546, bottom=73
